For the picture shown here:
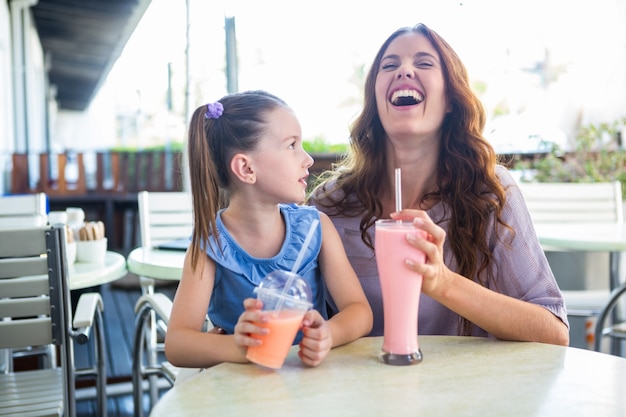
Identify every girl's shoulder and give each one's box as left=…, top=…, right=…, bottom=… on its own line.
left=280, top=203, right=320, bottom=220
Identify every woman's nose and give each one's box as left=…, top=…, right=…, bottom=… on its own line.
left=396, top=67, right=414, bottom=79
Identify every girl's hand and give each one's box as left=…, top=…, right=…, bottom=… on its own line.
left=390, top=210, right=451, bottom=297
left=233, top=298, right=269, bottom=354
left=298, top=309, right=332, bottom=367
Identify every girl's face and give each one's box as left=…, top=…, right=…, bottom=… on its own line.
left=249, top=107, right=314, bottom=204
left=374, top=32, right=449, bottom=143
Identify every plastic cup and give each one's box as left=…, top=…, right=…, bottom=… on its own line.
left=246, top=270, right=313, bottom=369
left=375, top=219, right=426, bottom=365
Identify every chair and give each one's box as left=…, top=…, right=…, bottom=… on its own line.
left=0, top=193, right=51, bottom=370
left=594, top=283, right=626, bottom=354
left=132, top=293, right=176, bottom=417
left=136, top=190, right=193, bottom=294
left=517, top=181, right=623, bottom=345
left=0, top=225, right=107, bottom=416
left=0, top=193, right=47, bottom=229
left=133, top=191, right=193, bottom=417
left=517, top=181, right=623, bottom=224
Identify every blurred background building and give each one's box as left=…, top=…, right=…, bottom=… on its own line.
left=2, top=0, right=626, bottom=194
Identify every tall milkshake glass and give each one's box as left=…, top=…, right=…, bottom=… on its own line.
left=375, top=219, right=426, bottom=365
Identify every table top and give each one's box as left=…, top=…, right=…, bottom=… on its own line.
left=150, top=336, right=626, bottom=417
left=69, top=250, right=127, bottom=290
left=535, top=222, right=626, bottom=252
left=126, top=247, right=185, bottom=281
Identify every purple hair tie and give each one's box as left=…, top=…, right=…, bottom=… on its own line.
left=204, top=102, right=224, bottom=119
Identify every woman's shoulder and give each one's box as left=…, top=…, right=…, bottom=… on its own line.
left=494, top=164, right=517, bottom=187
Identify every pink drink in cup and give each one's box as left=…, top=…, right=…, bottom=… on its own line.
left=246, top=270, right=312, bottom=369
left=375, top=219, right=426, bottom=365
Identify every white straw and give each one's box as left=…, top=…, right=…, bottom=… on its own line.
left=275, top=218, right=319, bottom=312
left=395, top=168, right=402, bottom=212
left=291, top=218, right=320, bottom=273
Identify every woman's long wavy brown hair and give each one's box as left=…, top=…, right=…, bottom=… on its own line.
left=309, top=23, right=510, bottom=335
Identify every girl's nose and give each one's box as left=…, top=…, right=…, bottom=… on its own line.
left=304, top=152, right=314, bottom=168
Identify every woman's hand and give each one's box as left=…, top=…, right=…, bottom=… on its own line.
left=390, top=210, right=452, bottom=297
left=233, top=298, right=269, bottom=355
left=298, top=309, right=332, bottom=367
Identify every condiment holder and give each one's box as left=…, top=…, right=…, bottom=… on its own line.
left=76, top=220, right=107, bottom=264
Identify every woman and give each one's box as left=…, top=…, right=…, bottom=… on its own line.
left=308, top=23, right=569, bottom=345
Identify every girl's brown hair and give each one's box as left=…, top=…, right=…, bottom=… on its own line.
left=186, top=90, right=288, bottom=270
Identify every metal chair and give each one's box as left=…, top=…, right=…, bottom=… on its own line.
left=0, top=192, right=52, bottom=371
left=132, top=191, right=193, bottom=417
left=0, top=225, right=107, bottom=416
left=594, top=283, right=626, bottom=355
left=132, top=293, right=176, bottom=417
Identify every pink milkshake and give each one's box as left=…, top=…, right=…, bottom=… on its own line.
left=375, top=219, right=426, bottom=365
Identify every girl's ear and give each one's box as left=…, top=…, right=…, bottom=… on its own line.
left=230, top=153, right=256, bottom=184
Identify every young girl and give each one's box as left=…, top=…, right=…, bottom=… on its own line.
left=165, top=90, right=372, bottom=368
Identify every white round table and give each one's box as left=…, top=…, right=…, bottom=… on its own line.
left=126, top=247, right=185, bottom=281
left=69, top=250, right=127, bottom=290
left=151, top=335, right=626, bottom=417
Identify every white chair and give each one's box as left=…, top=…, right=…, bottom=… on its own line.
left=517, top=181, right=623, bottom=343
left=0, top=193, right=52, bottom=371
left=136, top=190, right=193, bottom=294
left=0, top=193, right=47, bottom=228
left=0, top=225, right=107, bottom=416
left=132, top=293, right=176, bottom=417
left=517, top=181, right=623, bottom=225
left=133, top=191, right=194, bottom=417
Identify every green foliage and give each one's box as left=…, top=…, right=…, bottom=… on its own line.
left=302, top=137, right=348, bottom=154
left=108, top=138, right=348, bottom=156
left=514, top=117, right=626, bottom=195
left=109, top=142, right=185, bottom=153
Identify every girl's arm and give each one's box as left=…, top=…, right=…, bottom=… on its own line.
left=165, top=250, right=256, bottom=367
left=317, top=212, right=373, bottom=346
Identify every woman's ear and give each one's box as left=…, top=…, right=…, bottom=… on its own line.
left=230, top=153, right=256, bottom=184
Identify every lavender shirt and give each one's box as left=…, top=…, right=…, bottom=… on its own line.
left=310, top=165, right=569, bottom=337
